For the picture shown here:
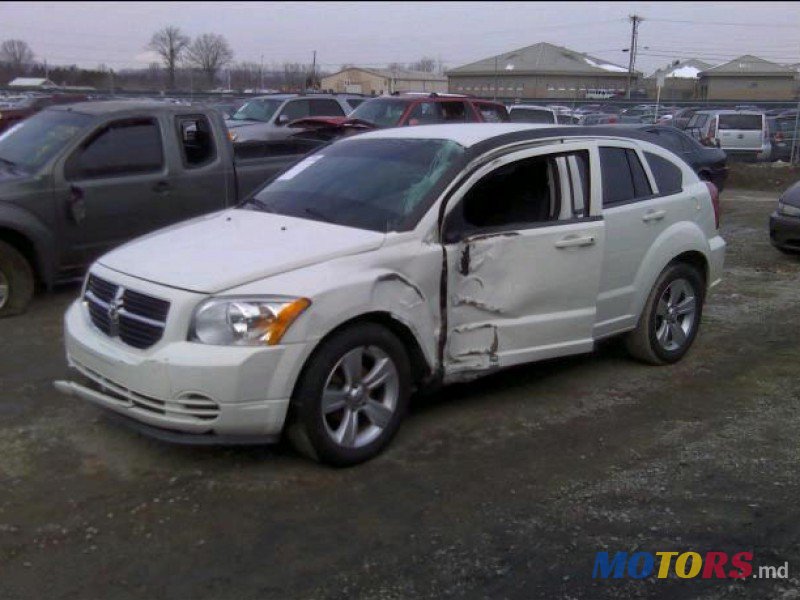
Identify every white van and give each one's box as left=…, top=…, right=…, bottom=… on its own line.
left=686, top=110, right=770, bottom=161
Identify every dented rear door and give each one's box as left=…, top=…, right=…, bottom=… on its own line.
left=441, top=143, right=605, bottom=379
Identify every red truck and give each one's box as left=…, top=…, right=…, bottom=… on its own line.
left=288, top=93, right=509, bottom=139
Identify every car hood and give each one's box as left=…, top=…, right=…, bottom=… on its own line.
left=225, top=119, right=267, bottom=130
left=98, top=209, right=386, bottom=293
left=781, top=180, right=800, bottom=208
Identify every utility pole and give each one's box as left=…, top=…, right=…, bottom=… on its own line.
left=493, top=56, right=498, bottom=101
left=311, top=50, right=317, bottom=90
left=626, top=14, right=642, bottom=100
left=260, top=54, right=264, bottom=92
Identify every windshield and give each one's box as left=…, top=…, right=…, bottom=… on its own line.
left=0, top=109, right=94, bottom=170
left=229, top=98, right=284, bottom=122
left=242, top=138, right=465, bottom=232
left=348, top=99, right=411, bottom=128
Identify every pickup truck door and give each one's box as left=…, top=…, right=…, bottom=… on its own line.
left=55, top=116, right=174, bottom=265
left=166, top=113, right=232, bottom=218
left=441, top=144, right=604, bottom=379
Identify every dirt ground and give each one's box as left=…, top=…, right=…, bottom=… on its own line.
left=2, top=188, right=800, bottom=599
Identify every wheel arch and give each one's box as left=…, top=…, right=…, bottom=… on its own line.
left=291, top=311, right=435, bottom=401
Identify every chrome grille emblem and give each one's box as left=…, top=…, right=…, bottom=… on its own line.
left=107, top=287, right=125, bottom=337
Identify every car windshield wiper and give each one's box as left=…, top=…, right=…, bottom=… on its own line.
left=240, top=197, right=275, bottom=212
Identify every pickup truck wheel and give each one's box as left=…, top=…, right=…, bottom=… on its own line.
left=0, top=240, right=35, bottom=318
left=625, top=263, right=705, bottom=365
left=287, top=323, right=411, bottom=467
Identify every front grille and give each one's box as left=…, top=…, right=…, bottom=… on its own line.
left=84, top=274, right=170, bottom=349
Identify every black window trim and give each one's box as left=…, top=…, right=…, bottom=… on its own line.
left=644, top=150, right=685, bottom=198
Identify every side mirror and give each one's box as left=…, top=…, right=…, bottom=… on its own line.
left=276, top=114, right=290, bottom=126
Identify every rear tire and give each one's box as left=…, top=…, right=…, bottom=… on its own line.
left=625, top=262, right=705, bottom=365
left=0, top=240, right=35, bottom=318
left=286, top=323, right=411, bottom=467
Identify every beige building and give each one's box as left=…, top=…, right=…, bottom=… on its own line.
left=320, top=67, right=447, bottom=96
left=446, top=42, right=639, bottom=100
left=698, top=55, right=797, bottom=101
left=647, top=59, right=712, bottom=101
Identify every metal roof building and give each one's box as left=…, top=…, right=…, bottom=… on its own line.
left=446, top=42, right=640, bottom=100
left=698, top=55, right=798, bottom=101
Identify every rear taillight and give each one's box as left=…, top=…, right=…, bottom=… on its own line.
left=705, top=181, right=720, bottom=229
left=609, top=116, right=617, bottom=124
left=774, top=132, right=784, bottom=142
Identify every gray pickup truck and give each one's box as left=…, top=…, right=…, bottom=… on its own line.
left=0, top=100, right=315, bottom=316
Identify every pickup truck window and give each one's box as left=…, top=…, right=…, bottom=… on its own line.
left=600, top=147, right=652, bottom=207
left=176, top=115, right=215, bottom=168
left=242, top=138, right=465, bottom=232
left=440, top=102, right=471, bottom=123
left=229, top=99, right=282, bottom=122
left=65, top=118, right=164, bottom=180
left=0, top=109, right=93, bottom=171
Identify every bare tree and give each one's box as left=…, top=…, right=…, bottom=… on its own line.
left=386, top=62, right=405, bottom=72
left=0, top=39, right=35, bottom=73
left=185, top=33, right=234, bottom=87
left=409, top=56, right=436, bottom=73
left=147, top=26, right=190, bottom=90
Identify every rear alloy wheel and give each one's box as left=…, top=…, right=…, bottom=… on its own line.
left=625, top=263, right=704, bottom=365
left=288, top=323, right=411, bottom=466
left=0, top=240, right=35, bottom=318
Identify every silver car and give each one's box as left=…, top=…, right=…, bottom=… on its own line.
left=225, top=94, right=362, bottom=142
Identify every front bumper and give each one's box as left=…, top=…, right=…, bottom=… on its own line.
left=58, top=294, right=311, bottom=440
left=770, top=211, right=800, bottom=251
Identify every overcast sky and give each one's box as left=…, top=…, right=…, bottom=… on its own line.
left=2, top=1, right=799, bottom=75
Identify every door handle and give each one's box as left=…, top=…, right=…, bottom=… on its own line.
left=642, top=209, right=666, bottom=223
left=555, top=235, right=595, bottom=249
left=152, top=181, right=171, bottom=194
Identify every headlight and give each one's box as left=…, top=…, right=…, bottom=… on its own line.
left=228, top=131, right=238, bottom=142
left=190, top=297, right=311, bottom=346
left=778, top=201, right=800, bottom=217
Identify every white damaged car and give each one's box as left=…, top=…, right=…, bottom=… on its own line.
left=57, top=123, right=725, bottom=465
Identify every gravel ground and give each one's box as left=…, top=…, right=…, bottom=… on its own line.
left=1, top=188, right=799, bottom=599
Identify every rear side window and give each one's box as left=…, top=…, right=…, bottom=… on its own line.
left=475, top=103, right=509, bottom=123
left=176, top=114, right=216, bottom=168
left=645, top=152, right=683, bottom=196
left=509, top=108, right=556, bottom=124
left=599, top=147, right=653, bottom=207
left=65, top=118, right=163, bottom=180
left=440, top=101, right=472, bottom=123
left=718, top=114, right=762, bottom=130
left=407, top=102, right=442, bottom=125
left=309, top=99, right=346, bottom=117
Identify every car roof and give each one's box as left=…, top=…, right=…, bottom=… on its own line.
left=50, top=100, right=188, bottom=115
left=350, top=123, right=549, bottom=147
left=509, top=105, right=554, bottom=111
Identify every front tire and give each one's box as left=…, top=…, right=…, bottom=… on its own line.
left=625, top=263, right=705, bottom=365
left=287, top=323, right=411, bottom=466
left=0, top=240, right=35, bottom=318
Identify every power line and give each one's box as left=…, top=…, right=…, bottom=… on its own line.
left=646, top=17, right=799, bottom=29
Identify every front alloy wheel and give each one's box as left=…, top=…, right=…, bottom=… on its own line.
left=288, top=323, right=411, bottom=466
left=321, top=346, right=400, bottom=449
